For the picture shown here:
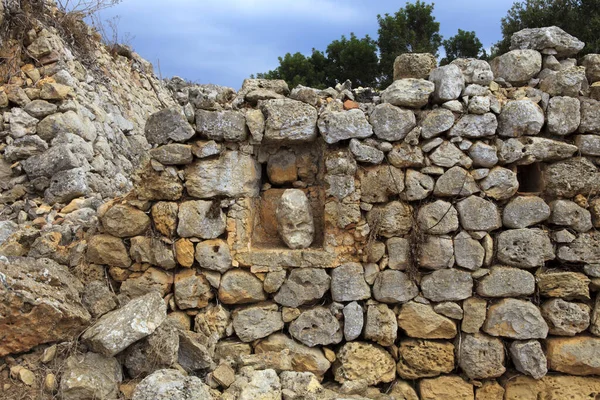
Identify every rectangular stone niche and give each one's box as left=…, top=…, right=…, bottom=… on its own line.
left=250, top=142, right=325, bottom=250
left=517, top=162, right=545, bottom=193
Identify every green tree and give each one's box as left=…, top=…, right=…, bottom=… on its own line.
left=255, top=49, right=327, bottom=88
left=377, top=1, right=443, bottom=87
left=440, top=29, right=486, bottom=65
left=325, top=33, right=379, bottom=88
left=494, top=0, right=600, bottom=57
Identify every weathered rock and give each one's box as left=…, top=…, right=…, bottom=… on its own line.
left=195, top=239, right=232, bottom=273
left=546, top=336, right=600, bottom=375
left=83, top=291, right=167, bottom=356
left=256, top=333, right=331, bottom=376
left=195, top=109, right=247, bottom=141
left=480, top=166, right=519, bottom=200
left=349, top=138, right=384, bottom=164
left=132, top=369, right=212, bottom=400
left=421, top=269, right=473, bottom=302
left=358, top=165, right=404, bottom=203
left=130, top=236, right=176, bottom=269
left=503, top=196, right=550, bottom=228
left=119, top=268, right=173, bottom=298
left=449, top=113, right=498, bottom=138
left=124, top=321, right=179, bottom=377
left=60, top=352, right=122, bottom=400
left=174, top=269, right=213, bottom=309
left=417, top=200, right=458, bottom=235
left=87, top=234, right=131, bottom=268
left=469, top=141, right=498, bottom=167
left=547, top=96, right=581, bottom=135
left=490, top=49, right=542, bottom=85
left=177, top=200, right=226, bottom=239
left=333, top=342, right=396, bottom=385
left=540, top=66, right=586, bottom=97
left=369, top=103, right=416, bottom=141
left=538, top=271, right=591, bottom=300
left=397, top=301, right=457, bottom=339
left=388, top=142, right=425, bottom=167
left=434, top=302, right=464, bottom=320
left=373, top=270, right=419, bottom=303
left=267, top=149, right=297, bottom=184
left=510, top=340, right=548, bottom=379
left=261, top=98, right=318, bottom=142
left=276, top=189, right=315, bottom=249
left=549, top=199, right=593, bottom=232
left=133, top=164, right=183, bottom=202
left=434, top=166, right=480, bottom=197
left=483, top=298, right=548, bottom=339
left=504, top=375, right=600, bottom=399
left=24, top=99, right=57, bottom=118
left=542, top=298, right=590, bottom=336
left=343, top=301, right=364, bottom=341
left=454, top=231, right=485, bottom=270
left=194, top=304, right=230, bottom=340
left=451, top=58, right=494, bottom=85
left=364, top=303, right=397, bottom=346
left=177, top=330, right=214, bottom=372
left=366, top=201, right=413, bottom=237
left=400, top=169, right=434, bottom=201
left=381, top=78, right=435, bottom=108
left=82, top=281, right=118, bottom=318
left=318, top=109, right=373, bottom=144
left=576, top=134, right=600, bottom=156
left=456, top=195, right=502, bottom=231
left=462, top=297, right=487, bottom=334
left=558, top=232, right=600, bottom=264
left=419, top=376, right=473, bottom=400
left=497, top=228, right=554, bottom=268
left=100, top=203, right=150, bottom=238
left=3, top=135, right=48, bottom=162
left=459, top=333, right=506, bottom=379
left=420, top=108, right=455, bottom=139
left=232, top=303, right=284, bottom=342
left=145, top=108, right=195, bottom=145
left=274, top=268, right=330, bottom=307
left=429, top=64, right=465, bottom=102
left=0, top=257, right=90, bottom=356
left=429, top=141, right=468, bottom=168
left=545, top=157, right=600, bottom=198
left=396, top=339, right=455, bottom=379
left=289, top=307, right=343, bottom=347
left=330, top=262, right=370, bottom=302
left=218, top=269, right=266, bottom=304
left=511, top=26, right=584, bottom=56
left=418, top=235, right=455, bottom=269
left=477, top=266, right=536, bottom=297
left=394, top=53, right=437, bottom=79
left=580, top=98, right=600, bottom=133
left=185, top=151, right=261, bottom=198
left=149, top=144, right=193, bottom=165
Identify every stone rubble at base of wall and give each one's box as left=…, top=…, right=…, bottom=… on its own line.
left=4, top=23, right=600, bottom=400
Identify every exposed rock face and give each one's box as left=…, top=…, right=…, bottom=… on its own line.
left=0, top=257, right=90, bottom=356
left=276, top=189, right=315, bottom=249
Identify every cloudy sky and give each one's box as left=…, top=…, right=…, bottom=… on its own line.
left=98, top=0, right=517, bottom=89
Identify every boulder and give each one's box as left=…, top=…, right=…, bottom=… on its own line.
left=510, top=26, right=584, bottom=57
left=174, top=269, right=213, bottom=309
left=130, top=236, right=176, bottom=270
left=232, top=303, right=284, bottom=342
left=366, top=201, right=413, bottom=237
left=496, top=228, right=554, bottom=268
left=558, top=232, right=600, bottom=264
left=540, top=66, right=586, bottom=97
left=421, top=269, right=473, bottom=302
left=429, top=64, right=465, bottom=102
left=145, top=108, right=194, bottom=145
left=544, top=157, right=600, bottom=198
left=538, top=271, right=591, bottom=300
left=433, top=166, right=480, bottom=197
left=358, top=165, right=404, bottom=203
left=462, top=297, right=487, bottom=334
left=124, top=321, right=179, bottom=377
left=177, top=200, right=226, bottom=239
left=261, top=98, right=318, bottom=142
left=289, top=307, right=343, bottom=347
left=86, top=234, right=131, bottom=268
left=218, top=269, right=266, bottom=304
left=400, top=169, right=434, bottom=201
left=83, top=291, right=167, bottom=356
left=274, top=268, right=330, bottom=307
left=451, top=58, right=494, bottom=85
left=373, top=270, right=419, bottom=303
left=546, top=336, right=600, bottom=375
left=343, top=302, right=364, bottom=341
left=483, top=298, right=548, bottom=339
left=256, top=333, right=331, bottom=377
left=418, top=235, right=455, bottom=270
left=547, top=96, right=581, bottom=135
left=100, top=204, right=150, bottom=238
left=330, top=263, right=370, bottom=302
left=369, top=103, right=416, bottom=141
left=503, top=196, right=550, bottom=228
left=420, top=108, right=455, bottom=139
left=364, top=303, right=397, bottom=346
left=394, top=53, right=437, bottom=79
left=456, top=195, right=502, bottom=231
left=454, top=231, right=485, bottom=270
left=490, top=49, right=542, bottom=85
left=333, top=342, right=396, bottom=385
left=396, top=339, right=455, bottom=379
left=195, top=109, right=247, bottom=141
left=276, top=189, right=315, bottom=249
left=349, top=138, right=384, bottom=164
left=195, top=239, right=232, bottom=273
left=149, top=144, right=193, bottom=165
left=476, top=266, right=536, bottom=297
left=448, top=113, right=497, bottom=138
left=541, top=298, right=590, bottom=336
left=318, top=109, right=373, bottom=144
left=417, top=200, right=458, bottom=235
left=60, top=352, right=122, bottom=400
left=509, top=340, right=548, bottom=379
left=381, top=78, right=435, bottom=108
left=549, top=199, right=593, bottom=232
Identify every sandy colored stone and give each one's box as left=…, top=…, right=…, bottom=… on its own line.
left=256, top=333, right=331, bottom=377
left=396, top=339, right=454, bottom=379
left=101, top=204, right=151, bottom=238
left=462, top=297, right=487, bottom=333
left=476, top=381, right=505, bottom=400
left=87, top=234, right=131, bottom=268
left=333, top=342, right=396, bottom=385
left=151, top=202, right=178, bottom=237
left=397, top=301, right=457, bottom=339
left=218, top=269, right=266, bottom=304
left=538, top=271, right=591, bottom=300
left=504, top=374, right=600, bottom=400
left=546, top=336, right=600, bottom=375
left=174, top=239, right=194, bottom=267
left=419, top=376, right=473, bottom=400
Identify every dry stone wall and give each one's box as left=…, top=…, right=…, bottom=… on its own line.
left=4, top=24, right=600, bottom=400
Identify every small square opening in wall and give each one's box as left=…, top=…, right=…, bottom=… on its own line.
left=251, top=142, right=325, bottom=250
left=517, top=162, right=545, bottom=193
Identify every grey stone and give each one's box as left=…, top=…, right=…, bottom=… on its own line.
left=81, top=281, right=118, bottom=318
left=82, top=291, right=167, bottom=356
left=524, top=137, right=578, bottom=162
left=503, top=196, right=550, bottom=228
left=101, top=203, right=151, bottom=238
left=580, top=99, right=600, bottom=134
left=45, top=167, right=90, bottom=204
left=510, top=26, right=584, bottom=57
left=480, top=167, right=518, bottom=200
left=420, top=108, right=455, bottom=139
left=468, top=96, right=491, bottom=114
left=132, top=369, right=212, bottom=400
left=448, top=113, right=498, bottom=138
left=583, top=54, right=600, bottom=83
left=192, top=140, right=223, bottom=158
left=454, top=231, right=485, bottom=270
left=477, top=266, right=535, bottom=297
left=349, top=139, right=384, bottom=164
left=373, top=270, right=419, bottom=303
left=576, top=134, right=600, bottom=156
left=386, top=237, right=411, bottom=270
left=3, top=135, right=48, bottom=162
left=418, top=235, right=455, bottom=269
left=60, top=352, right=122, bottom=400
left=456, top=195, right=502, bottom=232
left=224, top=368, right=281, bottom=400
left=261, top=98, right=318, bottom=143
left=23, top=99, right=57, bottom=118
left=433, top=167, right=480, bottom=197
left=174, top=270, right=213, bottom=309
left=417, top=200, right=459, bottom=235
left=498, top=100, right=544, bottom=137
left=462, top=297, right=487, bottom=333
left=330, top=263, right=371, bottom=302
left=484, top=298, right=549, bottom=339
left=145, top=108, right=194, bottom=145
left=429, top=64, right=465, bottom=102
left=549, top=200, right=593, bottom=232
left=433, top=302, right=463, bottom=320
left=429, top=141, right=469, bottom=168
left=388, top=143, right=425, bottom=168
left=558, top=232, right=600, bottom=264
left=366, top=201, right=413, bottom=237
left=591, top=295, right=600, bottom=336
left=177, top=200, right=226, bottom=239
left=542, top=298, right=590, bottom=336
left=394, top=53, right=437, bottom=79
left=545, top=157, right=600, bottom=198
left=358, top=165, right=404, bottom=203
left=177, top=330, right=214, bottom=372
left=130, top=236, right=176, bottom=270
left=451, top=58, right=494, bottom=85
left=497, top=228, right=554, bottom=268
left=421, top=269, right=473, bottom=302
left=490, top=49, right=542, bottom=85
left=381, top=78, right=435, bottom=108
left=185, top=151, right=261, bottom=199
left=195, top=239, right=232, bottom=273
left=469, top=142, right=498, bottom=167
left=8, top=108, right=38, bottom=138
left=397, top=301, right=457, bottom=339
left=318, top=109, right=373, bottom=144
left=22, top=140, right=91, bottom=179
left=274, top=268, right=330, bottom=307
left=276, top=189, right=315, bottom=249
left=124, top=321, right=179, bottom=377
left=539, top=66, right=586, bottom=97
left=232, top=303, right=284, bottom=342
left=369, top=103, right=416, bottom=141
left=364, top=303, right=397, bottom=346
left=289, top=307, right=343, bottom=347
left=149, top=144, right=193, bottom=165
left=510, top=340, right=548, bottom=379
left=400, top=169, right=434, bottom=201
left=343, top=302, right=364, bottom=341
left=459, top=333, right=506, bottom=379
left=218, top=269, right=266, bottom=305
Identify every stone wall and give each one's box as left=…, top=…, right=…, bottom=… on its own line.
left=4, top=24, right=600, bottom=400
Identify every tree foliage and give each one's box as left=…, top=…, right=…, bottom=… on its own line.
left=441, top=29, right=486, bottom=65
left=495, top=0, right=600, bottom=56
left=255, top=50, right=327, bottom=89
left=377, top=0, right=442, bottom=87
